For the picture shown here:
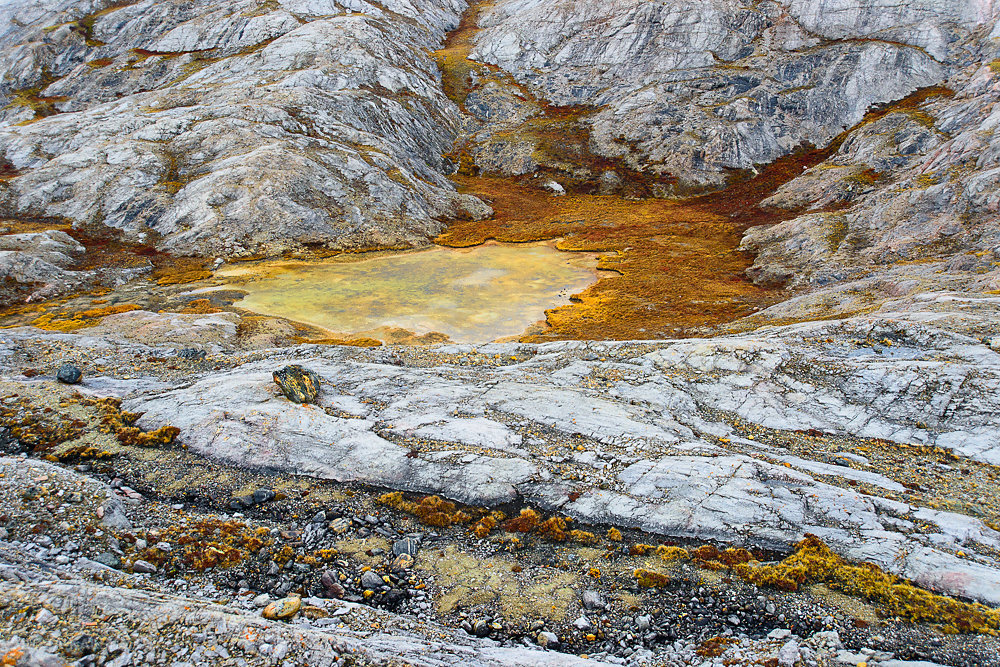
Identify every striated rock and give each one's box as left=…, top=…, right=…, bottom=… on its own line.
left=273, top=364, right=321, bottom=403
left=738, top=24, right=1000, bottom=324
left=4, top=317, right=987, bottom=603
left=461, top=0, right=982, bottom=190
left=0, top=0, right=487, bottom=258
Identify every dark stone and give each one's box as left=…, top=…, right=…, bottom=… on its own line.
left=392, top=537, right=419, bottom=557
left=360, top=571, right=383, bottom=590
left=252, top=489, right=276, bottom=504
left=66, top=634, right=98, bottom=658
left=228, top=497, right=252, bottom=510
left=177, top=348, right=207, bottom=360
left=56, top=364, right=82, bottom=385
left=93, top=551, right=121, bottom=569
left=272, top=365, right=321, bottom=403
left=472, top=619, right=490, bottom=637
left=0, top=428, right=27, bottom=455
left=320, top=571, right=345, bottom=599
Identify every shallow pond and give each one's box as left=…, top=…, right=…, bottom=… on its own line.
left=218, top=242, right=603, bottom=343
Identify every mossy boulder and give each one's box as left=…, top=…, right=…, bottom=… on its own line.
left=272, top=365, right=321, bottom=403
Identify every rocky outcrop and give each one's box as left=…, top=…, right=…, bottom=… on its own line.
left=740, top=18, right=1000, bottom=323
left=461, top=0, right=986, bottom=190
left=0, top=0, right=487, bottom=257
left=3, top=309, right=999, bottom=607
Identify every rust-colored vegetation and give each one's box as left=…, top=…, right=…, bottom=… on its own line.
left=434, top=23, right=955, bottom=340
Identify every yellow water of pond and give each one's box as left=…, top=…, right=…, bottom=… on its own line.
left=218, top=242, right=604, bottom=344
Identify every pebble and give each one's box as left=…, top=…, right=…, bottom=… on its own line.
left=537, top=631, right=559, bottom=648
left=262, top=596, right=301, bottom=620
left=93, top=551, right=121, bottom=569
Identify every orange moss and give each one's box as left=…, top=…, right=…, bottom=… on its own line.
left=635, top=568, right=671, bottom=588
left=536, top=516, right=571, bottom=541
left=81, top=396, right=180, bottom=447
left=178, top=298, right=222, bottom=314
left=434, top=85, right=956, bottom=342
left=732, top=535, right=1000, bottom=634
left=504, top=508, right=541, bottom=533
left=30, top=303, right=141, bottom=331
left=606, top=527, right=622, bottom=542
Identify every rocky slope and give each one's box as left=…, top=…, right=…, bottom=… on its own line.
left=739, top=18, right=1000, bottom=323
left=0, top=0, right=486, bottom=258
left=461, top=0, right=985, bottom=190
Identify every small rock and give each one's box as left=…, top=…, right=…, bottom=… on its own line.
left=537, top=631, right=559, bottom=648
left=392, top=537, right=419, bottom=557
left=542, top=180, right=566, bottom=195
left=66, top=634, right=98, bottom=658
left=132, top=560, right=157, bottom=574
left=768, top=629, right=792, bottom=640
left=636, top=615, right=651, bottom=631
left=93, top=552, right=121, bottom=569
left=34, top=608, right=57, bottom=625
left=262, top=596, right=301, bottom=620
left=777, top=639, right=799, bottom=667
left=56, top=364, right=82, bottom=384
left=360, top=571, right=383, bottom=590
left=252, top=489, right=276, bottom=504
left=471, top=619, right=490, bottom=637
left=177, top=348, right=207, bottom=360
left=100, top=498, right=132, bottom=530
left=329, top=517, right=351, bottom=534
left=573, top=616, right=592, bottom=631
left=581, top=589, right=604, bottom=610
left=273, top=365, right=321, bottom=403
left=391, top=553, right=414, bottom=572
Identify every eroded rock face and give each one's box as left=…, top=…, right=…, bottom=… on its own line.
left=739, top=22, right=1000, bottom=324
left=0, top=0, right=487, bottom=257
left=463, top=0, right=982, bottom=190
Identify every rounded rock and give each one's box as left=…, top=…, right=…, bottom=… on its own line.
left=263, top=596, right=301, bottom=620
left=56, top=364, right=82, bottom=385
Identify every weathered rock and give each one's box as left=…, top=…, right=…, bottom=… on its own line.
left=92, top=552, right=121, bottom=569
left=176, top=348, right=207, bottom=361
left=262, top=596, right=301, bottom=620
left=581, top=590, right=603, bottom=610
left=131, top=560, right=157, bottom=574
left=462, top=0, right=981, bottom=190
left=99, top=497, right=132, bottom=531
left=360, top=571, right=384, bottom=590
left=0, top=0, right=488, bottom=258
left=55, top=364, right=82, bottom=385
left=537, top=631, right=559, bottom=648
left=272, top=365, right=321, bottom=404
left=391, top=553, right=414, bottom=572
left=392, top=537, right=419, bottom=557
